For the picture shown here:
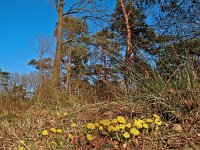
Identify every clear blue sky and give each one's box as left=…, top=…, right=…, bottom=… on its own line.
left=0, top=0, right=115, bottom=74
left=0, top=0, right=57, bottom=73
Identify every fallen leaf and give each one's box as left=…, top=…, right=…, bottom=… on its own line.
left=123, top=143, right=127, bottom=149
left=103, top=111, right=112, bottom=117
left=172, top=124, right=182, bottom=132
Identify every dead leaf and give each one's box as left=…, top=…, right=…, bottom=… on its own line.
left=123, top=143, right=127, bottom=149
left=71, top=135, right=79, bottom=144
left=169, top=88, right=176, bottom=94
left=172, top=124, right=182, bottom=132
left=102, top=111, right=112, bottom=117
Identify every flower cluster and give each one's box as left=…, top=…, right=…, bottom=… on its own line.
left=66, top=114, right=163, bottom=144
left=42, top=128, right=63, bottom=136
left=38, top=113, right=163, bottom=149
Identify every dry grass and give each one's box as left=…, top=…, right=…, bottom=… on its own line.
left=0, top=98, right=199, bottom=150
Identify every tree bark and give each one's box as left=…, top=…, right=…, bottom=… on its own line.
left=119, top=0, right=132, bottom=88
left=53, top=0, right=64, bottom=89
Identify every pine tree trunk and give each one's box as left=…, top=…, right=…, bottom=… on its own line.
left=119, top=0, right=132, bottom=89
left=53, top=0, right=64, bottom=89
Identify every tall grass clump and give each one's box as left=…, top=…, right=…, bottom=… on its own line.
left=123, top=55, right=200, bottom=122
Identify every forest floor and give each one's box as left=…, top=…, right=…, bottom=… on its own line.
left=0, top=100, right=200, bottom=150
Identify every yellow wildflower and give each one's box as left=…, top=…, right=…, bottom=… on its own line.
left=117, top=116, right=126, bottom=124
left=56, top=129, right=62, bottom=133
left=115, top=125, right=119, bottom=131
left=111, top=118, right=118, bottom=124
left=108, top=125, right=117, bottom=132
left=68, top=133, right=73, bottom=138
left=155, top=125, right=159, bottom=131
left=63, top=112, right=68, bottom=116
left=153, top=114, right=160, bottom=120
left=138, top=119, right=145, bottom=123
left=19, top=146, right=25, bottom=150
left=130, top=128, right=140, bottom=136
left=99, top=126, right=104, bottom=131
left=126, top=123, right=132, bottom=128
left=154, top=119, right=162, bottom=126
left=86, top=123, right=96, bottom=130
left=42, top=130, right=48, bottom=136
left=99, top=119, right=111, bottom=126
left=50, top=128, right=57, bottom=133
left=71, top=123, right=77, bottom=127
left=146, top=119, right=153, bottom=123
left=19, top=140, right=25, bottom=145
left=56, top=112, right=61, bottom=117
left=123, top=132, right=130, bottom=138
left=95, top=122, right=99, bottom=127
left=134, top=119, right=143, bottom=129
left=143, top=123, right=149, bottom=129
left=119, top=124, right=125, bottom=130
left=112, top=126, right=117, bottom=132
left=108, top=126, right=113, bottom=132
left=86, top=134, right=93, bottom=141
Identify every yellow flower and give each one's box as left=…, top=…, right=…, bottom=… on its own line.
left=19, top=140, right=25, bottom=145
left=115, top=125, right=120, bottom=131
left=56, top=129, right=63, bottom=133
left=108, top=125, right=117, bottom=132
left=86, top=134, right=93, bottom=141
left=99, top=119, right=110, bottom=126
left=126, top=123, right=132, bottom=128
left=130, top=128, right=140, bottom=136
left=95, top=122, right=99, bottom=127
left=153, top=114, right=160, bottom=120
left=117, top=116, right=126, bottom=124
left=112, top=127, right=118, bottom=132
left=19, top=146, right=25, bottom=150
left=42, top=130, right=48, bottom=136
left=134, top=119, right=143, bottom=129
left=155, top=125, right=159, bottom=131
left=86, top=123, right=96, bottom=130
left=71, top=123, right=77, bottom=127
left=108, top=126, right=113, bottom=132
left=138, top=119, right=145, bottom=123
left=111, top=119, right=118, bottom=124
left=123, top=132, right=130, bottom=138
left=63, top=112, right=68, bottom=116
left=146, top=119, right=153, bottom=123
left=50, top=128, right=57, bottom=133
left=143, top=123, right=149, bottom=129
left=154, top=119, right=162, bottom=126
left=99, top=126, right=104, bottom=131
left=68, top=133, right=73, bottom=138
left=56, top=112, right=61, bottom=117
left=119, top=124, right=125, bottom=130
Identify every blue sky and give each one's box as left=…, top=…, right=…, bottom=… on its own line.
left=0, top=0, right=116, bottom=74
left=0, top=0, right=57, bottom=73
